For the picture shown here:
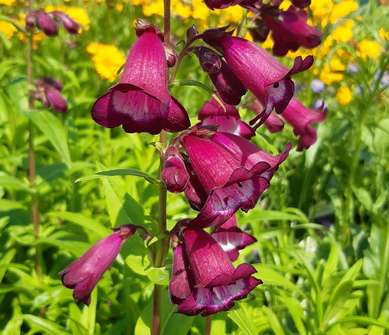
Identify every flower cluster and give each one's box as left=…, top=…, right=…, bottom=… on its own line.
left=60, top=0, right=325, bottom=316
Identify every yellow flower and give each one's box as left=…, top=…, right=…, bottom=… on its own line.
left=215, top=6, right=244, bottom=25
left=115, top=3, right=124, bottom=12
left=45, top=5, right=90, bottom=30
left=332, top=19, right=354, bottom=43
left=329, top=0, right=358, bottom=23
left=357, top=39, right=382, bottom=60
left=143, top=0, right=164, bottom=17
left=319, top=57, right=345, bottom=85
left=310, top=0, right=333, bottom=24
left=336, top=86, right=352, bottom=106
left=87, top=43, right=125, bottom=81
left=379, top=28, right=389, bottom=41
left=0, top=0, right=15, bottom=5
left=0, top=20, right=16, bottom=39
left=172, top=2, right=192, bottom=19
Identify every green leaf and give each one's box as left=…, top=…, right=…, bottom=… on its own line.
left=23, top=315, right=69, bottom=335
left=75, top=168, right=158, bottom=184
left=228, top=303, right=258, bottom=335
left=25, top=110, right=71, bottom=166
left=280, top=296, right=307, bottom=335
left=262, top=306, right=285, bottom=335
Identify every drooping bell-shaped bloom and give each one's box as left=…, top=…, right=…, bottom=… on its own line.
left=250, top=99, right=284, bottom=133
left=198, top=98, right=254, bottom=139
left=162, top=130, right=290, bottom=227
left=202, top=28, right=313, bottom=126
left=282, top=98, right=326, bottom=150
left=203, top=0, right=244, bottom=9
left=161, top=146, right=189, bottom=192
left=91, top=24, right=190, bottom=134
left=211, top=216, right=256, bottom=261
left=263, top=6, right=321, bottom=56
left=195, top=47, right=247, bottom=105
left=169, top=225, right=261, bottom=316
left=33, top=78, right=68, bottom=113
left=26, top=10, right=59, bottom=36
left=292, top=0, right=311, bottom=8
left=51, top=11, right=81, bottom=34
left=60, top=224, right=136, bottom=304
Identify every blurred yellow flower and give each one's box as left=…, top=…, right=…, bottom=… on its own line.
left=329, top=0, right=358, bottom=23
left=310, top=0, right=333, bottom=23
left=379, top=28, right=389, bottom=40
left=115, top=3, right=124, bottom=12
left=0, top=20, right=16, bottom=39
left=143, top=0, right=164, bottom=17
left=87, top=42, right=125, bottom=81
left=215, top=6, right=244, bottom=25
left=336, top=86, right=352, bottom=106
left=319, top=57, right=345, bottom=84
left=332, top=19, right=354, bottom=42
left=357, top=39, right=382, bottom=60
left=0, top=0, right=15, bottom=5
left=45, top=5, right=90, bottom=30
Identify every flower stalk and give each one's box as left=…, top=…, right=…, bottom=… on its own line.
left=151, top=0, right=171, bottom=333
left=26, top=0, right=42, bottom=278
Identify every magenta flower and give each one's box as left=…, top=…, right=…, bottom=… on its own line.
left=51, top=11, right=81, bottom=34
left=211, top=216, right=256, bottom=261
left=263, top=6, right=321, bottom=56
left=169, top=225, right=261, bottom=315
left=282, top=98, right=327, bottom=150
left=26, top=10, right=59, bottom=36
left=203, top=0, right=243, bottom=9
left=292, top=0, right=311, bottom=8
left=91, top=24, right=190, bottom=134
left=33, top=78, right=68, bottom=113
left=202, top=28, right=313, bottom=126
left=161, top=146, right=189, bottom=193
left=60, top=225, right=136, bottom=304
left=250, top=99, right=284, bottom=133
left=198, top=98, right=254, bottom=139
left=195, top=46, right=247, bottom=105
left=162, top=130, right=290, bottom=227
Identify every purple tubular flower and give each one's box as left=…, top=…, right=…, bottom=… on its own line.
left=203, top=0, right=244, bottom=9
left=291, top=0, right=311, bottom=8
left=60, top=224, right=136, bottom=304
left=162, top=146, right=189, bottom=192
left=282, top=98, right=327, bottom=150
left=195, top=47, right=247, bottom=105
left=202, top=28, right=313, bottom=126
left=211, top=216, right=256, bottom=261
left=263, top=6, right=322, bottom=57
left=169, top=225, right=261, bottom=316
left=175, top=130, right=290, bottom=227
left=36, top=10, right=59, bottom=36
left=91, top=25, right=190, bottom=134
left=34, top=78, right=68, bottom=113
left=51, top=11, right=81, bottom=34
left=250, top=99, right=284, bottom=133
left=198, top=98, right=254, bottom=139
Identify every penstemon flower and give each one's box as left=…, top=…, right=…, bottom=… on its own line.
left=91, top=22, right=190, bottom=134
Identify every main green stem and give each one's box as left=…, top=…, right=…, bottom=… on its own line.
left=26, top=0, right=42, bottom=278
left=151, top=1, right=171, bottom=333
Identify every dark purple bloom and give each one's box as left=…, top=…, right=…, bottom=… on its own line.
left=51, top=11, right=81, bottom=34
left=162, top=130, right=290, bottom=227
left=195, top=47, right=247, bottom=105
left=291, top=0, right=311, bottom=8
left=169, top=225, right=261, bottom=316
left=211, top=216, right=256, bottom=261
left=34, top=78, right=68, bottom=113
left=198, top=98, right=254, bottom=139
left=91, top=25, right=190, bottom=134
left=161, top=146, right=189, bottom=192
left=60, top=224, right=136, bottom=304
left=203, top=0, right=244, bottom=9
left=36, top=10, right=59, bottom=36
left=263, top=6, right=321, bottom=56
left=282, top=98, right=326, bottom=150
left=202, top=28, right=313, bottom=126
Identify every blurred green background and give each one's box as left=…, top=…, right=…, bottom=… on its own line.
left=0, top=0, right=388, bottom=334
